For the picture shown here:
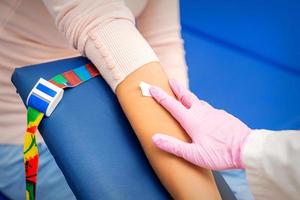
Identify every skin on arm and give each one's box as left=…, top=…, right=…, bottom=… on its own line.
left=116, top=62, right=221, bottom=200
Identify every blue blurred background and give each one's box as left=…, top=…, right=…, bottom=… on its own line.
left=180, top=0, right=300, bottom=130
left=180, top=2, right=300, bottom=198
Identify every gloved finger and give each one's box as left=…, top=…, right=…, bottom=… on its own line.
left=150, top=86, right=189, bottom=125
left=168, top=79, right=198, bottom=109
left=152, top=133, right=194, bottom=160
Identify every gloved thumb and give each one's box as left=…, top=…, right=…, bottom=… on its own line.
left=152, top=133, right=193, bottom=159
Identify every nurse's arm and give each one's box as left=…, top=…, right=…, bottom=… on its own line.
left=243, top=130, right=300, bottom=200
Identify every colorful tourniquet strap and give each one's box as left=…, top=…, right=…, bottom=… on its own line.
left=24, top=63, right=99, bottom=200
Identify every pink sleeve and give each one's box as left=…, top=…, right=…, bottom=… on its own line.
left=42, top=0, right=159, bottom=91
left=136, top=0, right=189, bottom=88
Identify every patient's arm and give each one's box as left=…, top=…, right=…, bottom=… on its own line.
left=116, top=62, right=221, bottom=200
left=43, top=1, right=220, bottom=198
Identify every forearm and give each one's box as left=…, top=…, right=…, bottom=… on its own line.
left=116, top=62, right=221, bottom=200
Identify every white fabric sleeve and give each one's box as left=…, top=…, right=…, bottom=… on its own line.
left=242, top=129, right=300, bottom=200
left=136, top=0, right=189, bottom=88
left=42, top=0, right=159, bottom=91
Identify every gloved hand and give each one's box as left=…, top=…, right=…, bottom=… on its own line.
left=150, top=79, right=251, bottom=170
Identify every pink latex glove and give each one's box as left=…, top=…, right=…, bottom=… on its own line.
left=150, top=79, right=251, bottom=170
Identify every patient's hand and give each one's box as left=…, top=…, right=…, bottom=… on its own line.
left=150, top=79, right=251, bottom=170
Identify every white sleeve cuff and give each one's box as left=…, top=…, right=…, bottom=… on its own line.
left=242, top=129, right=274, bottom=197
left=85, top=19, right=159, bottom=91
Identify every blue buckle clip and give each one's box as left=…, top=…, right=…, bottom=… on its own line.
left=26, top=78, right=64, bottom=117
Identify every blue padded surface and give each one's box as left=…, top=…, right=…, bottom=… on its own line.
left=11, top=57, right=171, bottom=200
left=11, top=57, right=236, bottom=200
left=181, top=0, right=300, bottom=73
left=0, top=193, right=8, bottom=200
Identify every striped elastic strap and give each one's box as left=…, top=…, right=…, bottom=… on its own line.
left=24, top=63, right=99, bottom=200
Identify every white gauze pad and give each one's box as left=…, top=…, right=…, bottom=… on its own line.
left=139, top=81, right=152, bottom=97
